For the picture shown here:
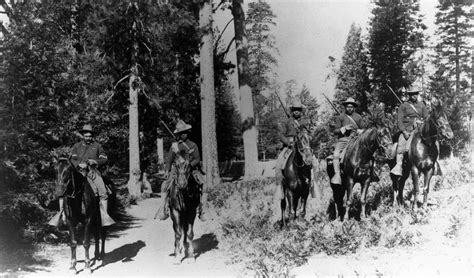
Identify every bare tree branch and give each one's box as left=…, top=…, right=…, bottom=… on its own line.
left=221, top=36, right=235, bottom=59
left=0, top=0, right=15, bottom=22
left=214, top=18, right=233, bottom=49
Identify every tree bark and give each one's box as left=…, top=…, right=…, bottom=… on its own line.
left=127, top=63, right=142, bottom=198
left=127, top=10, right=142, bottom=197
left=199, top=0, right=220, bottom=187
left=232, top=0, right=259, bottom=179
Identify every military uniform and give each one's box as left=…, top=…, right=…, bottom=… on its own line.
left=275, top=99, right=311, bottom=200
left=391, top=87, right=429, bottom=176
left=330, top=97, right=365, bottom=185
left=158, top=120, right=208, bottom=221
left=161, top=139, right=201, bottom=194
left=69, top=141, right=110, bottom=199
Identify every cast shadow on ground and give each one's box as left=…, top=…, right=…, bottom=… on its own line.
left=193, top=233, right=219, bottom=259
left=92, top=240, right=146, bottom=272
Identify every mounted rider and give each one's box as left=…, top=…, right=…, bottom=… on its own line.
left=391, top=86, right=442, bottom=176
left=49, top=124, right=115, bottom=227
left=275, top=99, right=310, bottom=199
left=157, top=120, right=207, bottom=221
left=330, top=97, right=365, bottom=185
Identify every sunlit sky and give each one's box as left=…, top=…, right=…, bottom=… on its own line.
left=214, top=0, right=439, bottom=107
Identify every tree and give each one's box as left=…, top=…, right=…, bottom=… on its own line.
left=434, top=0, right=472, bottom=96
left=200, top=0, right=220, bottom=186
left=335, top=23, right=370, bottom=112
left=246, top=0, right=278, bottom=100
left=232, top=0, right=258, bottom=178
left=368, top=0, right=426, bottom=110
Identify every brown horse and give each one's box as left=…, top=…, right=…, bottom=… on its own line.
left=55, top=158, right=110, bottom=274
left=281, top=129, right=313, bottom=226
left=169, top=155, right=200, bottom=264
left=327, top=127, right=394, bottom=221
left=390, top=103, right=453, bottom=210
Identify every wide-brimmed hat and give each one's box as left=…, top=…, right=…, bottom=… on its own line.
left=174, top=120, right=192, bottom=134
left=290, top=99, right=305, bottom=110
left=79, top=124, right=94, bottom=135
left=342, top=97, right=358, bottom=107
left=406, top=85, right=421, bottom=95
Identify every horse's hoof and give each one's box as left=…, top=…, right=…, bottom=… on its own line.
left=69, top=266, right=77, bottom=274
left=85, top=267, right=92, bottom=275
left=173, top=257, right=182, bottom=265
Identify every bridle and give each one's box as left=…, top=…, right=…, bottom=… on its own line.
left=294, top=131, right=313, bottom=167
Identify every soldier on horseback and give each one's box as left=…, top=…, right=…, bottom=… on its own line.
left=157, top=120, right=207, bottom=221
left=50, top=124, right=115, bottom=227
left=330, top=97, right=365, bottom=185
left=391, top=86, right=434, bottom=177
left=275, top=99, right=310, bottom=199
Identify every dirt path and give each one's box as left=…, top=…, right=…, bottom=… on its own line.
left=20, top=197, right=239, bottom=277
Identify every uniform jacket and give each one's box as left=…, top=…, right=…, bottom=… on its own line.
left=165, top=139, right=200, bottom=172
left=332, top=112, right=365, bottom=139
left=397, top=101, right=429, bottom=132
left=279, top=116, right=309, bottom=146
left=70, top=141, right=108, bottom=168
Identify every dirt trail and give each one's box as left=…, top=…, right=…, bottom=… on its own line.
left=20, top=197, right=239, bottom=277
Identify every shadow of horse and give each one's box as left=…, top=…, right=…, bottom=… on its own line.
left=94, top=240, right=146, bottom=269
left=193, top=233, right=219, bottom=259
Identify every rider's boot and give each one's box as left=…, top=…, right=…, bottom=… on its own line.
left=48, top=197, right=66, bottom=227
left=391, top=154, right=404, bottom=176
left=434, top=161, right=443, bottom=176
left=330, top=158, right=342, bottom=185
left=198, top=192, right=209, bottom=221
left=157, top=191, right=169, bottom=221
left=99, top=199, right=115, bottom=226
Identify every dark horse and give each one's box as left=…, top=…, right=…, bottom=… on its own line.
left=56, top=158, right=109, bottom=274
left=169, top=155, right=200, bottom=264
left=327, top=127, right=394, bottom=221
left=390, top=103, right=453, bottom=210
left=281, top=129, right=313, bottom=226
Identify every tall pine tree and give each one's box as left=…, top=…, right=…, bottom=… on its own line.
left=335, top=23, right=370, bottom=112
left=368, top=0, right=425, bottom=110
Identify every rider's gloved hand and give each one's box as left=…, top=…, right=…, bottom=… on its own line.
left=78, top=162, right=87, bottom=169
left=288, top=137, right=294, bottom=148
left=87, top=159, right=98, bottom=167
left=357, top=129, right=364, bottom=135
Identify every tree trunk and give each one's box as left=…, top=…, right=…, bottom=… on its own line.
left=232, top=0, right=259, bottom=179
left=127, top=64, right=142, bottom=198
left=199, top=0, right=220, bottom=187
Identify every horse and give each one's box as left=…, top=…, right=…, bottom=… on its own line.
left=327, top=127, right=394, bottom=221
left=55, top=158, right=109, bottom=274
left=390, top=103, right=453, bottom=210
left=281, top=128, right=313, bottom=226
left=168, top=155, right=201, bottom=264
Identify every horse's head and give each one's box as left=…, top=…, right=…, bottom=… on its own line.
left=375, top=127, right=396, bottom=160
left=295, top=129, right=313, bottom=166
left=174, top=155, right=191, bottom=189
left=431, top=103, right=454, bottom=139
left=55, top=157, right=74, bottom=191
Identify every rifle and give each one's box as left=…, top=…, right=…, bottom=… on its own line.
left=322, top=93, right=340, bottom=115
left=386, top=84, right=423, bottom=119
left=274, top=90, right=290, bottom=119
left=385, top=84, right=403, bottom=105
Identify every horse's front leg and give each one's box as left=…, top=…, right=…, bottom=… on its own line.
left=411, top=166, right=420, bottom=211
left=172, top=211, right=183, bottom=264
left=100, top=227, right=107, bottom=262
left=422, top=168, right=434, bottom=208
left=280, top=193, right=287, bottom=227
left=186, top=220, right=195, bottom=260
left=360, top=177, right=371, bottom=219
left=83, top=218, right=92, bottom=274
left=68, top=221, right=78, bottom=274
left=343, top=176, right=354, bottom=221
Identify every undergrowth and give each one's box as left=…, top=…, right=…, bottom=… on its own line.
left=211, top=155, right=473, bottom=276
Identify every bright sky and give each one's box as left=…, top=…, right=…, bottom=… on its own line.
left=214, top=0, right=439, bottom=106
